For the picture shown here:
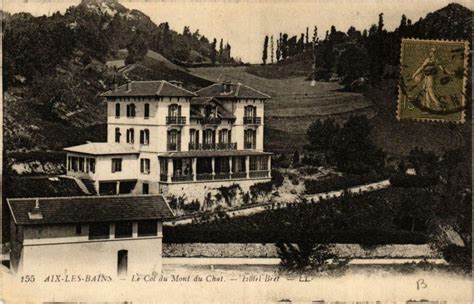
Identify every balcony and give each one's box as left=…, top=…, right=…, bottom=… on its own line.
left=200, top=116, right=222, bottom=125
left=214, top=172, right=230, bottom=180
left=232, top=172, right=247, bottom=179
left=160, top=174, right=168, bottom=182
left=189, top=142, right=237, bottom=151
left=166, top=116, right=186, bottom=125
left=196, top=173, right=213, bottom=181
left=171, top=175, right=193, bottom=182
left=167, top=143, right=181, bottom=151
left=244, top=142, right=255, bottom=149
left=243, top=116, right=261, bottom=125
left=249, top=170, right=269, bottom=178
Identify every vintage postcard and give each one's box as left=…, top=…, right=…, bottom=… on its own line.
left=398, top=38, right=469, bottom=123
left=0, top=0, right=472, bottom=303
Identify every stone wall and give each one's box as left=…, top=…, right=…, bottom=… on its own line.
left=163, top=243, right=439, bottom=259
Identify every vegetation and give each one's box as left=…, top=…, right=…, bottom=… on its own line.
left=304, top=172, right=386, bottom=194
left=163, top=188, right=430, bottom=244
left=306, top=116, right=385, bottom=174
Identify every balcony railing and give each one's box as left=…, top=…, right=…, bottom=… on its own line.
left=160, top=174, right=168, bottom=182
left=232, top=172, right=247, bottom=179
left=166, top=116, right=186, bottom=125
left=243, top=116, right=261, bottom=125
left=200, top=116, right=222, bottom=125
left=196, top=173, right=213, bottom=181
left=214, top=172, right=230, bottom=180
left=249, top=170, right=270, bottom=178
left=244, top=142, right=256, bottom=149
left=167, top=143, right=181, bottom=151
left=171, top=175, right=193, bottom=182
left=189, top=142, right=237, bottom=151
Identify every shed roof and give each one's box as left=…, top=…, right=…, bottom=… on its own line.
left=7, top=195, right=174, bottom=225
left=64, top=142, right=138, bottom=156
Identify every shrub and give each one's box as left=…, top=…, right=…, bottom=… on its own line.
left=389, top=173, right=438, bottom=188
left=271, top=169, right=284, bottom=188
left=304, top=172, right=385, bottom=194
left=182, top=199, right=200, bottom=213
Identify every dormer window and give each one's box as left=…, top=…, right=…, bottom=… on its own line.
left=205, top=104, right=216, bottom=117
left=221, top=81, right=232, bottom=93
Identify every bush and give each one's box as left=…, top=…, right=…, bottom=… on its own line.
left=182, top=200, right=200, bottom=213
left=389, top=173, right=438, bottom=188
left=304, top=172, right=385, bottom=194
left=271, top=169, right=284, bottom=188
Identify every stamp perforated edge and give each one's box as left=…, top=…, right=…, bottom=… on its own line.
left=396, top=37, right=470, bottom=124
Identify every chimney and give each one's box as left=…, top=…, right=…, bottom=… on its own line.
left=169, top=80, right=183, bottom=88
left=221, top=81, right=231, bottom=93
left=28, top=198, right=43, bottom=220
left=114, top=83, right=118, bottom=91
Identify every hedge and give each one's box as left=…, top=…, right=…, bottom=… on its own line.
left=304, top=172, right=386, bottom=194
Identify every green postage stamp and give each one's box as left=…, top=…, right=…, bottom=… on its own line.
left=398, top=38, right=469, bottom=123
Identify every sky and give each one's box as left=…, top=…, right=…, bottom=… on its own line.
left=3, top=0, right=473, bottom=63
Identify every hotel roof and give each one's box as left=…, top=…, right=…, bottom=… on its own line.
left=195, top=82, right=271, bottom=99
left=101, top=80, right=197, bottom=98
left=64, top=142, right=139, bottom=156
left=7, top=195, right=175, bottom=225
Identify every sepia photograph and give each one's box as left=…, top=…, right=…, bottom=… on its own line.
left=0, top=0, right=472, bottom=302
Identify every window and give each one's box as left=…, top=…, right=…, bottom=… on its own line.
left=250, top=156, right=268, bottom=171
left=67, top=157, right=72, bottom=171
left=115, top=128, right=121, bottom=143
left=126, top=103, right=136, bottom=117
left=168, top=104, right=181, bottom=117
left=115, top=103, right=120, bottom=117
left=203, top=129, right=215, bottom=145
left=140, top=158, right=151, bottom=174
left=75, top=224, right=82, bottom=235
left=140, top=129, right=150, bottom=145
left=143, top=183, right=149, bottom=194
left=112, top=158, right=122, bottom=173
left=144, top=103, right=150, bottom=119
left=79, top=158, right=85, bottom=172
left=244, top=129, right=257, bottom=149
left=126, top=128, right=134, bottom=144
left=219, top=129, right=230, bottom=144
left=89, top=223, right=110, bottom=240
left=138, top=220, right=157, bottom=237
left=115, top=221, right=133, bottom=238
left=245, top=105, right=256, bottom=117
left=88, top=158, right=96, bottom=173
left=167, top=129, right=181, bottom=151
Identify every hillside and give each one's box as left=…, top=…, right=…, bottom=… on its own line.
left=2, top=0, right=217, bottom=154
left=191, top=66, right=374, bottom=153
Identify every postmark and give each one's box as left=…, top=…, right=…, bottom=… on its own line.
left=397, top=38, right=469, bottom=123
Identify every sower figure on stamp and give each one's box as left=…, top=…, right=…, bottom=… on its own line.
left=412, top=47, right=454, bottom=110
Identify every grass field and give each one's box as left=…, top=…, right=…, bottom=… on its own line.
left=191, top=67, right=468, bottom=157
left=190, top=66, right=374, bottom=153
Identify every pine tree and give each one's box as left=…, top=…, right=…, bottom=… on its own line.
left=281, top=33, right=288, bottom=59
left=276, top=38, right=281, bottom=62
left=378, top=13, right=384, bottom=33
left=210, top=38, right=217, bottom=65
left=305, top=27, right=309, bottom=45
left=270, top=35, right=274, bottom=64
left=219, top=38, right=224, bottom=64
left=262, top=35, right=269, bottom=65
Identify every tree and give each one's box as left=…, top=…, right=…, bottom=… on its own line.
left=210, top=38, right=217, bottom=64
left=219, top=38, right=224, bottom=64
left=305, top=27, right=309, bottom=45
left=262, top=35, right=269, bottom=65
left=125, top=32, right=148, bottom=64
left=270, top=35, right=274, bottom=64
left=281, top=33, right=289, bottom=59
left=276, top=38, right=281, bottom=62
left=337, top=44, right=369, bottom=83
left=298, top=33, right=305, bottom=53
left=378, top=13, right=384, bottom=33
left=306, top=118, right=339, bottom=163
left=332, top=116, right=385, bottom=173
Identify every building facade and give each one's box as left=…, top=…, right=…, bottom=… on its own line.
left=64, top=80, right=272, bottom=201
left=7, top=195, right=173, bottom=276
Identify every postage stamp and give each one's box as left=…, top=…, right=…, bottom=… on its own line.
left=398, top=38, right=470, bottom=123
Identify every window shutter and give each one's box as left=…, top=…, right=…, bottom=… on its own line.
left=196, top=130, right=200, bottom=145
left=253, top=130, right=257, bottom=148
left=177, top=130, right=181, bottom=150
left=228, top=130, right=232, bottom=143
left=212, top=130, right=216, bottom=144
left=140, top=130, right=144, bottom=144
left=140, top=159, right=144, bottom=173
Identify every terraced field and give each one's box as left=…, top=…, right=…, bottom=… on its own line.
left=190, top=66, right=375, bottom=152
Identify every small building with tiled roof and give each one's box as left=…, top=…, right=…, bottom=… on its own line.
left=64, top=80, right=272, bottom=202
left=7, top=195, right=173, bottom=276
